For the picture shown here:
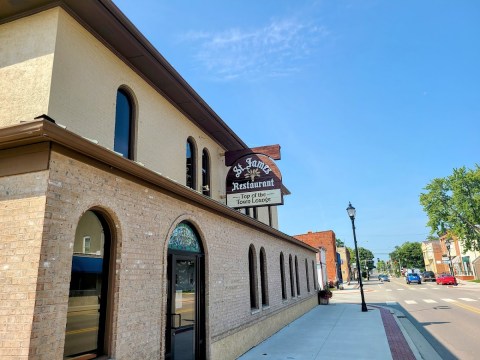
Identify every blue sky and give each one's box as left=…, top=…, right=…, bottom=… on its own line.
left=112, top=0, right=480, bottom=260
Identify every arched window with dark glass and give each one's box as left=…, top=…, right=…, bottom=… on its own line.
left=295, top=256, right=300, bottom=296
left=289, top=255, right=295, bottom=297
left=186, top=138, right=197, bottom=189
left=201, top=148, right=211, bottom=196
left=280, top=252, right=287, bottom=300
left=114, top=88, right=135, bottom=159
left=305, top=259, right=310, bottom=293
left=64, top=210, right=114, bottom=359
left=312, top=260, right=317, bottom=290
left=248, top=245, right=259, bottom=309
left=260, top=247, right=269, bottom=306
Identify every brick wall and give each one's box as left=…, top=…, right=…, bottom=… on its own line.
left=294, top=231, right=338, bottom=284
left=0, top=172, right=49, bottom=359
left=1, top=146, right=317, bottom=359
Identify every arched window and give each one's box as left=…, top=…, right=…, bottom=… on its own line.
left=248, top=245, right=259, bottom=309
left=280, top=252, right=287, bottom=300
left=295, top=256, right=300, bottom=296
left=114, top=88, right=135, bottom=159
left=289, top=255, right=295, bottom=297
left=260, top=248, right=269, bottom=306
left=305, top=259, right=310, bottom=293
left=168, top=222, right=202, bottom=253
left=64, top=210, right=114, bottom=359
left=186, top=138, right=197, bottom=189
left=201, top=148, right=211, bottom=196
left=312, top=260, right=317, bottom=290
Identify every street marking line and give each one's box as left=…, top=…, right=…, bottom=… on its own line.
left=386, top=289, right=392, bottom=292
left=423, top=299, right=437, bottom=303
left=419, top=287, right=427, bottom=290
left=452, top=302, right=480, bottom=315
left=397, top=289, right=405, bottom=291
left=405, top=300, right=417, bottom=304
left=66, top=326, right=98, bottom=336
left=442, top=299, right=457, bottom=303
left=459, top=298, right=477, bottom=302
left=386, top=301, right=397, bottom=305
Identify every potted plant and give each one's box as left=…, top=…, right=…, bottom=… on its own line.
left=318, top=288, right=332, bottom=305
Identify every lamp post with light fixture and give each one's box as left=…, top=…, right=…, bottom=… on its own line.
left=346, top=202, right=368, bottom=312
left=445, top=238, right=453, bottom=275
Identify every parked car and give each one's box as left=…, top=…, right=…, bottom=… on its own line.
left=421, top=271, right=436, bottom=282
left=436, top=273, right=458, bottom=285
left=378, top=274, right=390, bottom=282
left=406, top=273, right=421, bottom=284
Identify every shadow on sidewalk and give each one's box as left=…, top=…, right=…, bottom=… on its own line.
left=378, top=301, right=457, bottom=360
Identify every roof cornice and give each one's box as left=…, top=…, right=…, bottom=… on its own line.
left=0, top=120, right=315, bottom=253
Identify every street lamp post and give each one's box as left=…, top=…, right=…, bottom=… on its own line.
left=445, top=239, right=453, bottom=275
left=346, top=202, right=368, bottom=312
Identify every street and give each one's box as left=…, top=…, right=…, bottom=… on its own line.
left=334, top=277, right=480, bottom=360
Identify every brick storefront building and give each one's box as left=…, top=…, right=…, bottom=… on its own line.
left=294, top=230, right=339, bottom=286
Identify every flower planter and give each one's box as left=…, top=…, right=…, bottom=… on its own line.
left=319, top=297, right=329, bottom=305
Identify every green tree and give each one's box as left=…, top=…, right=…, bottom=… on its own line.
left=389, top=242, right=424, bottom=270
left=336, top=238, right=345, bottom=247
left=420, top=165, right=480, bottom=251
left=377, top=259, right=386, bottom=272
left=348, top=246, right=375, bottom=277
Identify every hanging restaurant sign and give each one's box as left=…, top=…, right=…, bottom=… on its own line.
left=225, top=150, right=283, bottom=208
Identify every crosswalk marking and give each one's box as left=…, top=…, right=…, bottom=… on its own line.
left=405, top=300, right=417, bottom=304
left=459, top=298, right=477, bottom=302
left=386, top=289, right=392, bottom=292
left=442, top=299, right=457, bottom=303
left=397, top=289, right=405, bottom=291
left=386, top=301, right=397, bottom=305
left=423, top=299, right=437, bottom=303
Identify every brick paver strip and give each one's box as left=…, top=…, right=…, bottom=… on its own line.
left=373, top=306, right=416, bottom=360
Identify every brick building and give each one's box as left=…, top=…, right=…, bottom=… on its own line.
left=294, top=231, right=338, bottom=286
left=0, top=2, right=319, bottom=359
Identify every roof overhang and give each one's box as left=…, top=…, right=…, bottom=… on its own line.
left=0, top=0, right=247, bottom=151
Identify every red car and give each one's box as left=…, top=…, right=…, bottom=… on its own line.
left=436, top=273, right=458, bottom=285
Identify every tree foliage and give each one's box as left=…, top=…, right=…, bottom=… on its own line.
left=336, top=238, right=345, bottom=247
left=348, top=246, right=375, bottom=270
left=420, top=165, right=480, bottom=251
left=389, top=242, right=424, bottom=270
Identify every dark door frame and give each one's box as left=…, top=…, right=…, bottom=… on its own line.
left=166, top=250, right=205, bottom=360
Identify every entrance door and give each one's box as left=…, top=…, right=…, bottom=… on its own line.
left=167, top=255, right=197, bottom=360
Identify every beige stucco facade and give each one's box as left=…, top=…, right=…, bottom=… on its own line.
left=0, top=7, right=276, bottom=226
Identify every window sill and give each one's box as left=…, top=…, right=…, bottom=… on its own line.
left=251, top=308, right=261, bottom=315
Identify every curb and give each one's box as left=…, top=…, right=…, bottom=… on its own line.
left=387, top=306, right=443, bottom=360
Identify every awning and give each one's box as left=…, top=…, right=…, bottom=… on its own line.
left=72, top=255, right=103, bottom=274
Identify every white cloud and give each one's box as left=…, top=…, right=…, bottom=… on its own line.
left=181, top=18, right=328, bottom=81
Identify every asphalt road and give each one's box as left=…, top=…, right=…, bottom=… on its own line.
left=334, top=277, right=480, bottom=360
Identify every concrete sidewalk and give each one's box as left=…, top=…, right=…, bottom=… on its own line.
left=238, top=302, right=416, bottom=360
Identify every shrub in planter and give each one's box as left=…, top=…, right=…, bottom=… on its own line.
left=318, top=288, right=333, bottom=299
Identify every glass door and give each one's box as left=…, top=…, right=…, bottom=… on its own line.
left=166, top=255, right=196, bottom=360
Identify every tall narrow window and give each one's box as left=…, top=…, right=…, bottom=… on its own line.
left=280, top=253, right=287, bottom=300
left=114, top=88, right=134, bottom=159
left=248, top=245, right=259, bottom=309
left=186, top=138, right=197, bottom=189
left=305, top=259, right=310, bottom=292
left=202, top=149, right=210, bottom=196
left=295, top=256, right=300, bottom=296
left=289, top=255, right=295, bottom=297
left=260, top=248, right=269, bottom=306
left=312, top=260, right=317, bottom=290
left=64, top=210, right=113, bottom=359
